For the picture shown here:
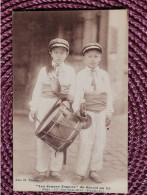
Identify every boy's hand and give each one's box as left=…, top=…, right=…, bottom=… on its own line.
left=60, top=93, right=73, bottom=104
left=60, top=84, right=70, bottom=95
left=105, top=114, right=112, bottom=126
left=29, top=110, right=37, bottom=122
left=74, top=110, right=86, bottom=122
left=75, top=110, right=81, bottom=117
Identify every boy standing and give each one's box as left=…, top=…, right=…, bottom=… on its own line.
left=72, top=43, right=114, bottom=184
left=29, top=38, right=76, bottom=182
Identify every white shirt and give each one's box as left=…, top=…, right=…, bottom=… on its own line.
left=73, top=66, right=114, bottom=115
left=29, top=61, right=76, bottom=112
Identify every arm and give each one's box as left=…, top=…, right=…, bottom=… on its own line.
left=60, top=67, right=76, bottom=102
left=105, top=73, right=114, bottom=125
left=29, top=68, right=43, bottom=121
left=72, top=72, right=85, bottom=113
left=67, top=68, right=76, bottom=102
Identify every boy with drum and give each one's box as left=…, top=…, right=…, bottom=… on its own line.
left=72, top=43, right=114, bottom=184
left=29, top=38, right=76, bottom=182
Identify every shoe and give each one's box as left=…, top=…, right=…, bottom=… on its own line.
left=34, top=172, right=46, bottom=182
left=72, top=174, right=84, bottom=185
left=50, top=171, right=63, bottom=182
left=89, top=171, right=103, bottom=183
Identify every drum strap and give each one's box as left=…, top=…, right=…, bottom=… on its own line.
left=35, top=66, right=62, bottom=134
left=46, top=66, right=61, bottom=96
left=35, top=66, right=81, bottom=164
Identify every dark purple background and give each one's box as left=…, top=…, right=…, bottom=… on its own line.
left=1, top=0, right=146, bottom=194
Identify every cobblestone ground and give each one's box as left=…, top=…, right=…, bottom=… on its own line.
left=13, top=113, right=128, bottom=193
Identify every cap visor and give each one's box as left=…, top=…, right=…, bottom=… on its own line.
left=50, top=43, right=69, bottom=50
left=83, top=46, right=102, bottom=54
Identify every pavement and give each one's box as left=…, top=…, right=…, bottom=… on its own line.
left=13, top=113, right=128, bottom=193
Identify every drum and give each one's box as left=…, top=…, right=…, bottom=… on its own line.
left=35, top=101, right=84, bottom=152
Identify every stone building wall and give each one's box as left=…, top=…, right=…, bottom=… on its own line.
left=107, top=10, right=128, bottom=114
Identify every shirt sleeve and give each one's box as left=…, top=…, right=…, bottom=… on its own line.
left=59, top=66, right=76, bottom=97
left=105, top=73, right=114, bottom=115
left=72, top=72, right=85, bottom=112
left=29, top=68, right=44, bottom=112
left=68, top=67, right=76, bottom=98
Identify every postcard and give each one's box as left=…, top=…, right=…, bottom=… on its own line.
left=13, top=9, right=128, bottom=193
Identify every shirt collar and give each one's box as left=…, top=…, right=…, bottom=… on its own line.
left=52, top=61, right=65, bottom=69
left=85, top=66, right=100, bottom=72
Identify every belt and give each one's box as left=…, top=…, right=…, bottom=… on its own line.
left=84, top=92, right=107, bottom=113
left=41, top=83, right=59, bottom=98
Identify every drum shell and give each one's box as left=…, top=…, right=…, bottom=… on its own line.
left=36, top=102, right=83, bottom=152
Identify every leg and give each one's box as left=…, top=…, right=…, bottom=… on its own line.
left=76, top=112, right=95, bottom=177
left=90, top=110, right=106, bottom=171
left=36, top=97, right=61, bottom=172
left=50, top=149, right=64, bottom=182
left=36, top=138, right=51, bottom=172
left=50, top=149, right=63, bottom=172
left=36, top=140, right=64, bottom=182
left=34, top=138, right=51, bottom=181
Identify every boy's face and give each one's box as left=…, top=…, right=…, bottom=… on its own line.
left=83, top=49, right=101, bottom=69
left=50, top=47, right=68, bottom=65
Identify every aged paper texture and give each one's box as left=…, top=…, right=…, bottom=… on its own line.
left=13, top=10, right=128, bottom=193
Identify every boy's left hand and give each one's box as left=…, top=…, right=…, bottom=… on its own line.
left=60, top=84, right=70, bottom=94
left=105, top=114, right=112, bottom=126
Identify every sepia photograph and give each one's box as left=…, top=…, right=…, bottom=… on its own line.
left=13, top=10, right=128, bottom=193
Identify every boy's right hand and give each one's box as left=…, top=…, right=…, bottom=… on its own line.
left=74, top=110, right=85, bottom=121
left=105, top=114, right=111, bottom=126
left=29, top=110, right=37, bottom=122
left=74, top=110, right=81, bottom=117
